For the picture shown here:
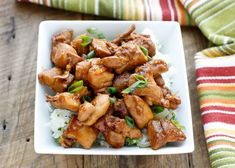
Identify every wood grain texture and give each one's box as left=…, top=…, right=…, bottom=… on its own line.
left=0, top=1, right=210, bottom=168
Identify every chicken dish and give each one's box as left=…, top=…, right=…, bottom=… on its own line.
left=38, top=25, right=186, bottom=150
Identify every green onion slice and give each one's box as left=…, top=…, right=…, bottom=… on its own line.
left=125, top=116, right=135, bottom=128
left=110, top=97, right=116, bottom=104
left=140, top=46, right=148, bottom=56
left=69, top=86, right=84, bottom=93
left=82, top=95, right=92, bottom=102
left=151, top=105, right=164, bottom=114
left=107, top=87, right=117, bottom=94
left=125, top=137, right=141, bottom=146
left=87, top=27, right=105, bottom=39
left=86, top=50, right=96, bottom=59
left=80, top=35, right=93, bottom=47
left=122, top=74, right=148, bottom=94
left=68, top=80, right=84, bottom=93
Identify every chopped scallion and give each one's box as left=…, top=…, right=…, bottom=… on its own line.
left=125, top=116, right=135, bottom=128
left=107, top=87, right=117, bottom=94
left=68, top=80, right=84, bottom=93
left=86, top=50, right=96, bottom=59
left=110, top=97, right=116, bottom=104
left=140, top=46, right=148, bottom=56
left=151, top=105, right=164, bottom=114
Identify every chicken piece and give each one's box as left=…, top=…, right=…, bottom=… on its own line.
left=46, top=92, right=80, bottom=112
left=128, top=72, right=163, bottom=106
left=129, top=60, right=169, bottom=106
left=38, top=67, right=74, bottom=93
left=51, top=43, right=83, bottom=71
left=113, top=99, right=129, bottom=118
left=91, top=39, right=117, bottom=57
left=113, top=72, right=131, bottom=92
left=88, top=59, right=114, bottom=91
left=112, top=24, right=156, bottom=56
left=101, top=43, right=147, bottom=74
left=78, top=101, right=96, bottom=122
left=60, top=115, right=98, bottom=149
left=135, top=59, right=168, bottom=77
left=83, top=94, right=110, bottom=126
left=94, top=115, right=142, bottom=148
left=71, top=36, right=89, bottom=56
left=52, top=29, right=73, bottom=46
left=112, top=24, right=136, bottom=45
left=154, top=74, right=165, bottom=87
left=105, top=116, right=142, bottom=139
left=134, top=60, right=181, bottom=109
left=75, top=60, right=92, bottom=83
left=160, top=87, right=181, bottom=110
left=147, top=119, right=186, bottom=150
left=104, top=130, right=125, bottom=148
left=124, top=95, right=153, bottom=129
left=126, top=33, right=156, bottom=56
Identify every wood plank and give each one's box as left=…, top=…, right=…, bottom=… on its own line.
left=0, top=1, right=210, bottom=168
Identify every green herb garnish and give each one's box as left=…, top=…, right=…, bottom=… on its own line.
left=140, top=46, right=148, bottom=56
left=68, top=80, right=84, bottom=93
left=171, top=118, right=185, bottom=130
left=107, top=87, right=117, bottom=94
left=125, top=116, right=135, bottom=128
left=86, top=50, right=96, bottom=59
left=125, top=137, right=141, bottom=146
left=151, top=105, right=164, bottom=114
left=122, top=74, right=148, bottom=94
left=80, top=35, right=93, bottom=47
left=87, top=27, right=105, bottom=39
left=82, top=95, right=92, bottom=102
left=110, top=97, right=116, bottom=104
left=54, top=137, right=61, bottom=144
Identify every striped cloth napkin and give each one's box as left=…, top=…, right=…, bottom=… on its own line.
left=18, top=0, right=235, bottom=167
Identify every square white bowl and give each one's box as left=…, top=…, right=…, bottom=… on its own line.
left=35, top=21, right=194, bottom=155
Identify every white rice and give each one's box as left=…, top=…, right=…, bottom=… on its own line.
left=50, top=109, right=72, bottom=138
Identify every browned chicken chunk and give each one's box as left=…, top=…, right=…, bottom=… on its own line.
left=46, top=92, right=80, bottom=112
left=160, top=87, right=181, bottom=110
left=94, top=115, right=142, bottom=148
left=112, top=24, right=136, bottom=45
left=91, top=38, right=117, bottom=57
left=133, top=60, right=181, bottom=109
left=124, top=95, right=153, bottom=129
left=113, top=72, right=131, bottom=92
left=147, top=119, right=186, bottom=150
left=71, top=35, right=89, bottom=56
left=128, top=67, right=163, bottom=106
left=77, top=101, right=96, bottom=122
left=38, top=67, right=74, bottom=93
left=51, top=43, right=83, bottom=71
left=52, top=29, right=73, bottom=46
left=82, top=94, right=110, bottom=126
left=101, top=43, right=147, bottom=74
left=113, top=99, right=129, bottom=118
left=60, top=115, right=98, bottom=149
left=105, top=116, right=142, bottom=139
left=126, top=33, right=156, bottom=56
left=88, top=59, right=114, bottom=92
left=112, top=24, right=156, bottom=56
left=75, top=60, right=92, bottom=83
left=104, top=130, right=125, bottom=148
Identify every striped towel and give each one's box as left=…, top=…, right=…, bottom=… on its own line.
left=17, top=0, right=193, bottom=25
left=185, top=0, right=235, bottom=167
left=18, top=0, right=235, bottom=167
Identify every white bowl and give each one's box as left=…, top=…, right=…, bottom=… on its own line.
left=35, top=21, right=194, bottom=155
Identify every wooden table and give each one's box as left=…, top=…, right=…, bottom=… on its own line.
left=0, top=1, right=210, bottom=168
